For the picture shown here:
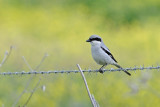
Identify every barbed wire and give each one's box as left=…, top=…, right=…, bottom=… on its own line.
left=0, top=65, right=159, bottom=76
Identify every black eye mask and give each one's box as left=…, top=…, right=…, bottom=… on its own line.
left=90, top=38, right=101, bottom=42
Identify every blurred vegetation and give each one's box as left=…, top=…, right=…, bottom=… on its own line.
left=0, top=0, right=160, bottom=107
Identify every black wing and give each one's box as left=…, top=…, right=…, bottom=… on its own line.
left=101, top=46, right=118, bottom=63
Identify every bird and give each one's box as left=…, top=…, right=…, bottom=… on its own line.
left=86, top=35, right=131, bottom=76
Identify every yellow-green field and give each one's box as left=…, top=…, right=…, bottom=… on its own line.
left=0, top=0, right=160, bottom=107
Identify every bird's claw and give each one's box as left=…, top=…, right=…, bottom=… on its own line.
left=99, top=69, right=104, bottom=74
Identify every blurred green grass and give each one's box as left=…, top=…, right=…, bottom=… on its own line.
left=0, top=0, right=160, bottom=107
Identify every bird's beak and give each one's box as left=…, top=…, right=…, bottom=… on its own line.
left=86, top=39, right=91, bottom=42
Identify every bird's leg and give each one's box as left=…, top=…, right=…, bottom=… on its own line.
left=99, top=65, right=107, bottom=73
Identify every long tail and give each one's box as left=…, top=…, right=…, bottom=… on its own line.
left=114, top=64, right=131, bottom=76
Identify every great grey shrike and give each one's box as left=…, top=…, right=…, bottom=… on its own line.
left=86, top=35, right=131, bottom=76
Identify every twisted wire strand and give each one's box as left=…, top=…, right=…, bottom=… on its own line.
left=0, top=65, right=159, bottom=76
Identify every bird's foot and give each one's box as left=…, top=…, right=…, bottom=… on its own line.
left=99, top=69, right=104, bottom=74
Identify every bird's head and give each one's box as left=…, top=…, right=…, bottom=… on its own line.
left=86, top=35, right=102, bottom=46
